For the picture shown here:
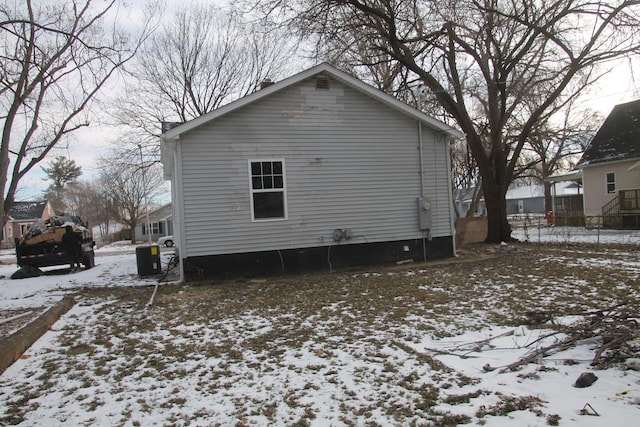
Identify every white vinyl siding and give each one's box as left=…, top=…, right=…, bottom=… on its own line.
left=178, top=76, right=453, bottom=257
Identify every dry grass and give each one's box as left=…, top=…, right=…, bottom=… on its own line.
left=1, top=242, right=639, bottom=425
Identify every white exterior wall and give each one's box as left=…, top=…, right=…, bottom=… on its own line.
left=582, top=159, right=640, bottom=216
left=175, top=76, right=453, bottom=258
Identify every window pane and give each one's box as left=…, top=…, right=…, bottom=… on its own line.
left=606, top=173, right=615, bottom=193
left=262, top=162, right=272, bottom=174
left=251, top=162, right=261, bottom=176
left=263, top=176, right=273, bottom=189
left=253, top=192, right=285, bottom=219
left=273, top=176, right=283, bottom=188
left=252, top=177, right=262, bottom=189
left=273, top=162, right=282, bottom=174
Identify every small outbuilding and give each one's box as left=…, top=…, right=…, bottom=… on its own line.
left=161, top=63, right=463, bottom=280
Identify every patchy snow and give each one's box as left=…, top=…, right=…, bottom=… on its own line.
left=0, top=233, right=639, bottom=425
left=415, top=326, right=640, bottom=426
left=0, top=242, right=166, bottom=311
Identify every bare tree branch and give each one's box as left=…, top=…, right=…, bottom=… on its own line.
left=0, top=0, right=160, bottom=226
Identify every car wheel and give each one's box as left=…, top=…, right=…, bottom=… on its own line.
left=165, top=240, right=174, bottom=247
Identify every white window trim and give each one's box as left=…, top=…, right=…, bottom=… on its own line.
left=606, top=171, right=616, bottom=194
left=248, top=158, right=288, bottom=222
left=143, top=222, right=161, bottom=235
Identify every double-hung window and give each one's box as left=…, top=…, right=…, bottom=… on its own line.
left=606, top=172, right=616, bottom=194
left=142, top=222, right=162, bottom=235
left=249, top=160, right=287, bottom=220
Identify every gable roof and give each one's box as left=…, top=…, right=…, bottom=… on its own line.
left=578, top=99, right=640, bottom=167
left=147, top=203, right=172, bottom=221
left=8, top=201, right=48, bottom=220
left=506, top=182, right=581, bottom=200
left=161, top=62, right=463, bottom=141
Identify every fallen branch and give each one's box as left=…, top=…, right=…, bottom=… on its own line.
left=500, top=302, right=639, bottom=372
left=451, top=329, right=515, bottom=352
left=499, top=335, right=581, bottom=373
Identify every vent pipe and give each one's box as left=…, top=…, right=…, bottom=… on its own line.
left=260, top=79, right=274, bottom=89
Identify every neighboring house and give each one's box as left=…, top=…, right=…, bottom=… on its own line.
left=577, top=99, right=640, bottom=228
left=1, top=200, right=55, bottom=249
left=505, top=182, right=583, bottom=216
left=134, top=203, right=173, bottom=243
left=161, top=63, right=463, bottom=281
left=454, top=187, right=486, bottom=218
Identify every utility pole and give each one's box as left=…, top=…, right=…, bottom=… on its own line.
left=139, top=144, right=152, bottom=245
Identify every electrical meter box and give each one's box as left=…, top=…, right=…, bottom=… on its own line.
left=417, top=197, right=432, bottom=230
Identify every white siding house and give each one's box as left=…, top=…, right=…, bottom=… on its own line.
left=577, top=100, right=640, bottom=228
left=161, top=63, right=462, bottom=280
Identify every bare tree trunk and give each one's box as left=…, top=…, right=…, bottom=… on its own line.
left=465, top=183, right=483, bottom=219
left=544, top=181, right=553, bottom=214
left=483, top=180, right=510, bottom=243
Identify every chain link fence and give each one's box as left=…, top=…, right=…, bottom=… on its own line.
left=510, top=214, right=640, bottom=245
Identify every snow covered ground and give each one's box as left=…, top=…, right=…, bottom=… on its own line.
left=0, top=232, right=638, bottom=426
left=0, top=242, right=171, bottom=312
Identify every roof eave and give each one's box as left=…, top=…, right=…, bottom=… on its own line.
left=547, top=170, right=583, bottom=183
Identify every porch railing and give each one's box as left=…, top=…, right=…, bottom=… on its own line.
left=601, top=188, right=640, bottom=229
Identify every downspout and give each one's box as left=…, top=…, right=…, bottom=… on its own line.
left=418, top=120, right=427, bottom=262
left=444, top=135, right=457, bottom=256
left=175, top=139, right=185, bottom=283
left=161, top=137, right=185, bottom=283
left=418, top=120, right=425, bottom=196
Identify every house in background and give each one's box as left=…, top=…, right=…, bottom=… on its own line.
left=577, top=99, right=640, bottom=228
left=134, top=203, right=173, bottom=243
left=454, top=187, right=486, bottom=218
left=161, top=63, right=463, bottom=281
left=505, top=182, right=583, bottom=217
left=1, top=200, right=55, bottom=249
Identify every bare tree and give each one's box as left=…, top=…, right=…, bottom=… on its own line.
left=99, top=151, right=164, bottom=244
left=450, top=139, right=482, bottom=218
left=248, top=0, right=640, bottom=242
left=517, top=103, right=601, bottom=211
left=112, top=3, right=292, bottom=162
left=65, top=179, right=118, bottom=242
left=0, top=0, right=158, bottom=226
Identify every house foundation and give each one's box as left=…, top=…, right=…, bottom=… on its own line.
left=182, top=236, right=454, bottom=281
